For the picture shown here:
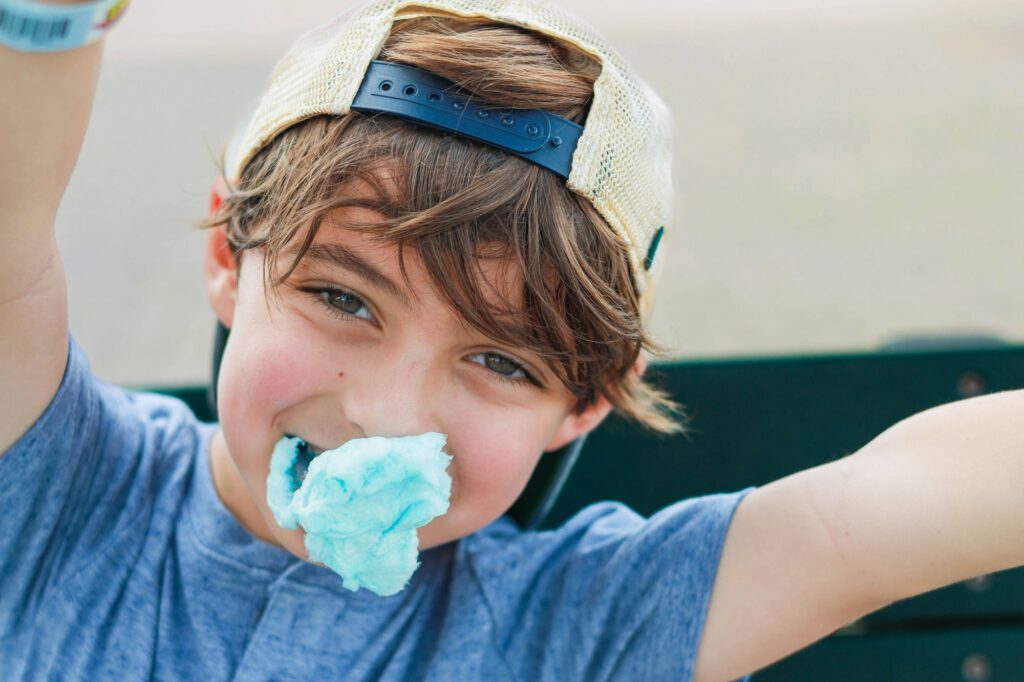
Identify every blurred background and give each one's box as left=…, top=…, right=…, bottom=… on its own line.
left=57, top=0, right=1024, bottom=388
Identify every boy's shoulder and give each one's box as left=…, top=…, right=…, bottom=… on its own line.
left=0, top=333, right=208, bottom=581
left=466, top=489, right=750, bottom=588
left=3, top=333, right=207, bottom=471
left=458, top=488, right=752, bottom=680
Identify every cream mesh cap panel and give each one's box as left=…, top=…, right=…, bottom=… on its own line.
left=223, top=0, right=673, bottom=299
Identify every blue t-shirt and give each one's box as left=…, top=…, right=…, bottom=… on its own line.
left=0, top=337, right=753, bottom=681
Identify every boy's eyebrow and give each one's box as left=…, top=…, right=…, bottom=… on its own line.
left=298, top=243, right=410, bottom=307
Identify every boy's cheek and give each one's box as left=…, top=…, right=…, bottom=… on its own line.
left=221, top=329, right=327, bottom=418
left=446, top=418, right=549, bottom=516
left=215, top=334, right=329, bottom=503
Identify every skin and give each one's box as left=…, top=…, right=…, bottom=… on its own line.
left=204, top=190, right=619, bottom=558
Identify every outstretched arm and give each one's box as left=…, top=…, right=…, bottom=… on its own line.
left=821, top=388, right=1024, bottom=599
left=0, top=4, right=105, bottom=454
left=693, top=388, right=1024, bottom=682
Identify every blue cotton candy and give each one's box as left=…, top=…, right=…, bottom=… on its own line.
left=266, top=433, right=452, bottom=596
left=267, top=437, right=303, bottom=530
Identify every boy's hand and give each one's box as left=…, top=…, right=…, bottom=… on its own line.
left=693, top=389, right=1024, bottom=682
left=0, top=8, right=106, bottom=454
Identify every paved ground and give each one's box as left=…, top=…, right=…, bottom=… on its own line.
left=54, top=0, right=1024, bottom=387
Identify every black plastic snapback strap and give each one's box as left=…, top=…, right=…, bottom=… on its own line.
left=352, top=60, right=583, bottom=179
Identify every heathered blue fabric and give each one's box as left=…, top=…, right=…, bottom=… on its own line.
left=0, top=336, right=753, bottom=681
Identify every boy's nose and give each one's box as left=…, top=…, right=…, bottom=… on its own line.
left=339, top=355, right=439, bottom=439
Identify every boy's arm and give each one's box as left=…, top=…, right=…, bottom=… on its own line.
left=0, top=10, right=104, bottom=454
left=693, top=389, right=1024, bottom=682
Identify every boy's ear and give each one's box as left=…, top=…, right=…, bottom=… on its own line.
left=543, top=352, right=649, bottom=452
left=205, top=179, right=238, bottom=328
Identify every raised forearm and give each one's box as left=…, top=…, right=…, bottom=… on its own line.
left=0, top=2, right=104, bottom=236
left=0, top=1, right=106, bottom=453
left=840, top=388, right=1024, bottom=604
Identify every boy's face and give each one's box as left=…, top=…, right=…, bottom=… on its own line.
left=205, top=194, right=612, bottom=559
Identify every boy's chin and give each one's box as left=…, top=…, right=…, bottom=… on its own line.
left=280, top=530, right=317, bottom=564
left=415, top=520, right=451, bottom=552
left=255, top=505, right=311, bottom=558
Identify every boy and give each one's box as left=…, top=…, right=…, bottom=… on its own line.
left=1, top=1, right=1022, bottom=681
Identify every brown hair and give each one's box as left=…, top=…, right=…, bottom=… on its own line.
left=201, top=16, right=686, bottom=434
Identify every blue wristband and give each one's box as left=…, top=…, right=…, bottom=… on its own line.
left=0, top=0, right=127, bottom=52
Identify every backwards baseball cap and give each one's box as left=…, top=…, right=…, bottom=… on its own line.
left=223, top=0, right=672, bottom=302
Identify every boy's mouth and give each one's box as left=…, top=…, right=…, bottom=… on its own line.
left=302, top=442, right=326, bottom=456
left=282, top=434, right=326, bottom=453
left=283, top=435, right=326, bottom=484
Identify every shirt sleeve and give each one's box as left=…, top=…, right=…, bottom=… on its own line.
left=0, top=334, right=179, bottom=632
left=464, top=488, right=755, bottom=682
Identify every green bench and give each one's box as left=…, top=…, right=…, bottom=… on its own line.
left=153, top=339, right=1024, bottom=681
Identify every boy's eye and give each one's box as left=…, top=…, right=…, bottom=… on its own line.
left=481, top=353, right=520, bottom=376
left=470, top=352, right=536, bottom=385
left=306, top=287, right=374, bottom=322
left=329, top=291, right=368, bottom=317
